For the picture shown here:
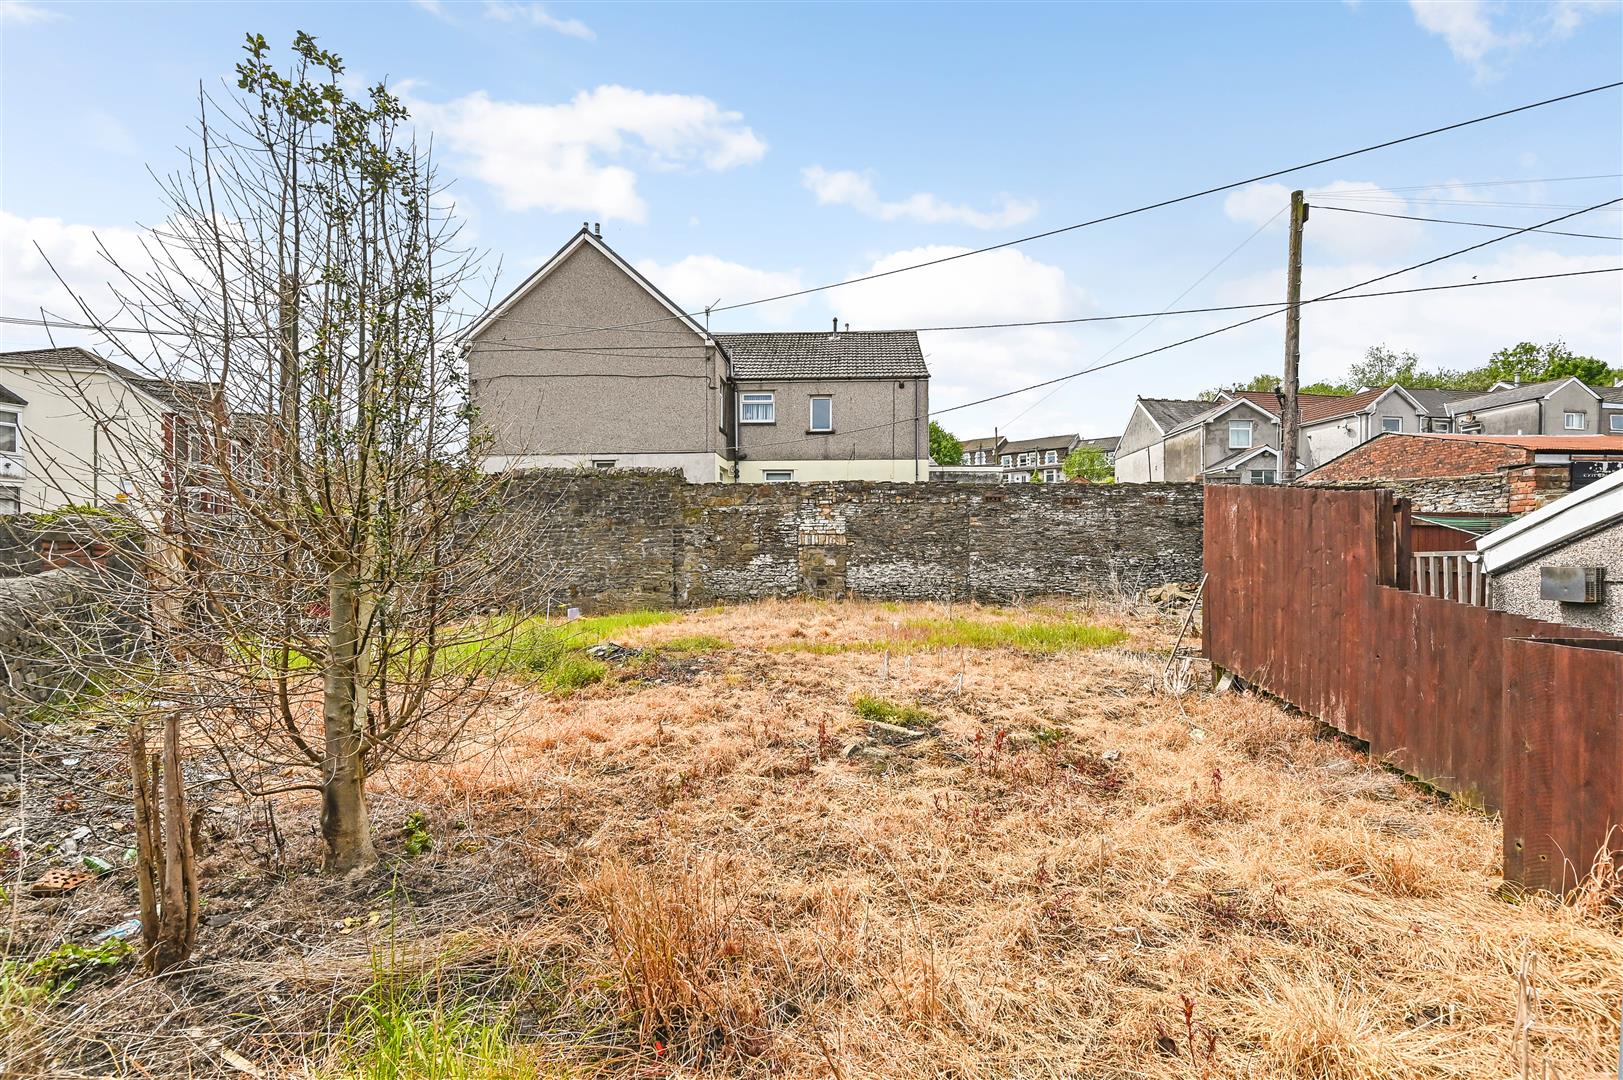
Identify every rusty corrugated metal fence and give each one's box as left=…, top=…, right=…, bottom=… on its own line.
left=1203, top=485, right=1623, bottom=895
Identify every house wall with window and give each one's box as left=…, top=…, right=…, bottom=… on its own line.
left=1301, top=395, right=1424, bottom=469
left=467, top=233, right=727, bottom=483
left=0, top=357, right=167, bottom=513
left=1458, top=382, right=1600, bottom=436
left=730, top=377, right=930, bottom=483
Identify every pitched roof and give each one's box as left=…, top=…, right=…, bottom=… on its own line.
left=1296, top=385, right=1427, bottom=424
left=960, top=435, right=1005, bottom=453
left=1597, top=385, right=1623, bottom=404
left=1204, top=444, right=1280, bottom=473
left=464, top=226, right=710, bottom=344
left=1000, top=433, right=1078, bottom=455
left=1446, top=377, right=1599, bottom=414
left=1402, top=386, right=1477, bottom=415
left=1407, top=433, right=1623, bottom=452
left=1, top=347, right=213, bottom=411
left=1079, top=435, right=1120, bottom=453
left=1137, top=398, right=1212, bottom=432
left=716, top=331, right=928, bottom=380
left=0, top=382, right=25, bottom=407
left=1477, top=466, right=1623, bottom=573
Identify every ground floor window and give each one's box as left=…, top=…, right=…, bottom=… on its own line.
left=1247, top=469, right=1277, bottom=484
left=591, top=459, right=616, bottom=469
left=1611, top=413, right=1623, bottom=433
left=763, top=470, right=794, bottom=482
left=0, top=485, right=18, bottom=515
left=1043, top=469, right=1060, bottom=482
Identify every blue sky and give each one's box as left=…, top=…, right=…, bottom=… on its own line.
left=3, top=0, right=1620, bottom=440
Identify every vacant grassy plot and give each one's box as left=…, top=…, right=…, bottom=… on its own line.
left=8, top=599, right=1620, bottom=1079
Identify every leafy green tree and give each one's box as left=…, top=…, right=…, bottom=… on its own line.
left=1301, top=380, right=1353, bottom=396
left=928, top=421, right=964, bottom=466
left=1486, top=340, right=1612, bottom=385
left=1062, top=446, right=1115, bottom=483
left=1028, top=470, right=1045, bottom=484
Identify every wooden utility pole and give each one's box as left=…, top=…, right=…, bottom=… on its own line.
left=1281, top=189, right=1308, bottom=482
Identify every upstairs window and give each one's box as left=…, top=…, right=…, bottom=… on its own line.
left=1228, top=420, right=1252, bottom=449
left=739, top=392, right=775, bottom=424
left=1381, top=416, right=1403, bottom=433
left=0, top=485, right=18, bottom=515
left=1000, top=455, right=1012, bottom=467
left=809, top=396, right=833, bottom=432
left=1610, top=413, right=1623, bottom=433
left=1564, top=411, right=1587, bottom=431
left=1044, top=450, right=1058, bottom=464
left=0, top=410, right=18, bottom=454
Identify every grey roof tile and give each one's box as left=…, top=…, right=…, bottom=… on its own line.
left=1138, top=397, right=1214, bottom=431
left=1446, top=378, right=1593, bottom=414
left=0, top=382, right=25, bottom=406
left=717, top=331, right=928, bottom=381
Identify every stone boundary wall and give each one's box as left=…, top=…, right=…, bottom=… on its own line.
left=0, top=567, right=140, bottom=714
left=493, top=472, right=1204, bottom=612
left=1300, top=474, right=1509, bottom=514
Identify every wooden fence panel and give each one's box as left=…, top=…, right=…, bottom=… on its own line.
left=1203, top=484, right=1623, bottom=894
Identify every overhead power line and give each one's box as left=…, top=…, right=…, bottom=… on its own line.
left=7, top=267, right=1618, bottom=347
left=470, top=80, right=1623, bottom=345
left=1306, top=172, right=1623, bottom=196
left=1310, top=204, right=1622, bottom=241
left=730, top=198, right=1621, bottom=454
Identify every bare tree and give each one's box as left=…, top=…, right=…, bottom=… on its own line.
left=39, top=32, right=528, bottom=872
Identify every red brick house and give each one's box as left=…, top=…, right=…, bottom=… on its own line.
left=1299, top=432, right=1623, bottom=515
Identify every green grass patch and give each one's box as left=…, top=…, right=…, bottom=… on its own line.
left=435, top=609, right=678, bottom=693
left=851, top=694, right=935, bottom=729
left=773, top=615, right=1126, bottom=656
left=325, top=966, right=550, bottom=1080
left=652, top=634, right=731, bottom=654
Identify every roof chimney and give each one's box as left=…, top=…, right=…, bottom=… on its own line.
left=582, top=221, right=589, bottom=231
left=830, top=317, right=839, bottom=338
left=844, top=322, right=849, bottom=333
left=593, top=222, right=601, bottom=238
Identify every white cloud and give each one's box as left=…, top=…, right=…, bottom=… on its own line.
left=1408, top=0, right=1615, bottom=77
left=1225, top=180, right=1424, bottom=260
left=821, top=245, right=1104, bottom=439
left=802, top=167, right=1038, bottom=230
left=408, top=86, right=766, bottom=222
left=481, top=1, right=594, bottom=40
left=0, top=212, right=152, bottom=349
left=0, top=1, right=59, bottom=23
left=635, top=255, right=808, bottom=327
left=412, top=0, right=449, bottom=18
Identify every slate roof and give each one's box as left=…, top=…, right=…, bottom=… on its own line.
left=1, top=347, right=214, bottom=410
left=1445, top=378, right=1597, bottom=415
left=960, top=435, right=1005, bottom=453
left=716, top=331, right=928, bottom=381
left=0, top=382, right=25, bottom=407
left=1597, top=385, right=1623, bottom=404
left=1204, top=444, right=1280, bottom=473
left=1402, top=386, right=1477, bottom=415
left=1001, top=433, right=1078, bottom=456
left=1079, top=435, right=1120, bottom=453
left=1138, top=398, right=1213, bottom=431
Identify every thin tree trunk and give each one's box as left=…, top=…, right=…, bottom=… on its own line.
left=154, top=710, right=199, bottom=971
left=321, top=567, right=377, bottom=872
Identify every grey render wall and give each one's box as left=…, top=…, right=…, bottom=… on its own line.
left=1468, top=383, right=1600, bottom=436
left=732, top=376, right=928, bottom=464
left=468, top=240, right=723, bottom=459
left=1491, top=518, right=1623, bottom=634
left=494, top=472, right=1203, bottom=611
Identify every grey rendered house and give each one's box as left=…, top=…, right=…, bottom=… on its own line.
left=1444, top=377, right=1606, bottom=436
left=465, top=226, right=930, bottom=483
left=1116, top=395, right=1288, bottom=484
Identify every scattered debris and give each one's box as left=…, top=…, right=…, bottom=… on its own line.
left=865, top=719, right=929, bottom=745
left=1101, top=749, right=1121, bottom=762
left=29, top=865, right=97, bottom=896
left=94, top=916, right=145, bottom=943
left=585, top=641, right=642, bottom=662
left=1143, top=581, right=1199, bottom=606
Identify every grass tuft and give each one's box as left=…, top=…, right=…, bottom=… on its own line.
left=850, top=693, right=934, bottom=729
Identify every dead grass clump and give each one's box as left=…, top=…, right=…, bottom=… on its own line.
left=1308, top=828, right=1441, bottom=898
left=579, top=855, right=774, bottom=1064
left=1236, top=970, right=1402, bottom=1080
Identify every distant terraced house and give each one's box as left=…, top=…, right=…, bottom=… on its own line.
left=465, top=225, right=932, bottom=484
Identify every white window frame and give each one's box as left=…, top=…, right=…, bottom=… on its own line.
left=0, top=484, right=19, bottom=515
left=808, top=396, right=833, bottom=433
left=1044, top=468, right=1060, bottom=482
left=1248, top=468, right=1277, bottom=485
left=1228, top=420, right=1252, bottom=449
left=762, top=470, right=794, bottom=483
left=1381, top=416, right=1402, bottom=433
left=1000, top=455, right=1012, bottom=467
left=0, top=410, right=18, bottom=455
left=1564, top=410, right=1586, bottom=431
left=1609, top=412, right=1623, bottom=433
left=1018, top=453, right=1033, bottom=467
left=590, top=459, right=617, bottom=469
left=1044, top=450, right=1058, bottom=465
left=739, top=392, right=775, bottom=424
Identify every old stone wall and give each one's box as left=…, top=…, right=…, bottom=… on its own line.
left=1301, top=475, right=1510, bottom=514
left=0, top=567, right=140, bottom=714
left=494, top=472, right=1204, bottom=611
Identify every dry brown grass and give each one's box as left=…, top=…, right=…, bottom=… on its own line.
left=7, top=599, right=1620, bottom=1078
